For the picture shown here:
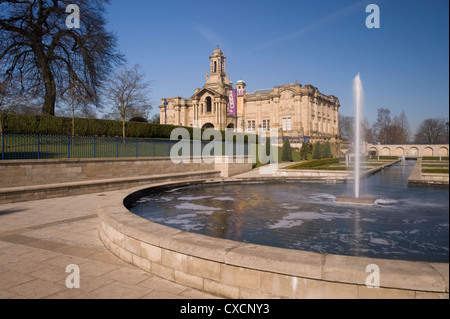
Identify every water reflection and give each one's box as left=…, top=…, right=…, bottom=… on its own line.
left=130, top=162, right=449, bottom=263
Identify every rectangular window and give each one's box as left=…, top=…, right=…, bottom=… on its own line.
left=282, top=117, right=292, bottom=131
left=247, top=120, right=256, bottom=132
left=262, top=120, right=271, bottom=132
left=264, top=120, right=271, bottom=132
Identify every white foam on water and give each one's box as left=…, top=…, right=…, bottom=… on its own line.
left=268, top=219, right=304, bottom=229
left=385, top=230, right=403, bottom=235
left=361, top=218, right=378, bottom=222
left=165, top=188, right=184, bottom=193
left=370, top=238, right=390, bottom=246
left=197, top=211, right=216, bottom=215
left=213, top=197, right=235, bottom=201
left=375, top=199, right=398, bottom=206
left=165, top=218, right=194, bottom=225
left=175, top=203, right=221, bottom=212
left=178, top=196, right=213, bottom=201
left=268, top=210, right=353, bottom=229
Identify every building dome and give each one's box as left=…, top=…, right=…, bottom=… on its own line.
left=213, top=45, right=223, bottom=56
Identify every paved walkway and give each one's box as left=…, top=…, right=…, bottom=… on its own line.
left=0, top=191, right=218, bottom=299
left=232, top=161, right=304, bottom=179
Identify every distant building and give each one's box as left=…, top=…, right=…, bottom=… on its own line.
left=159, top=46, right=340, bottom=143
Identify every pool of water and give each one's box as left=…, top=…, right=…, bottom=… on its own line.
left=130, top=162, right=449, bottom=263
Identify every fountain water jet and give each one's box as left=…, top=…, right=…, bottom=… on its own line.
left=354, top=73, right=363, bottom=199
left=337, top=74, right=376, bottom=205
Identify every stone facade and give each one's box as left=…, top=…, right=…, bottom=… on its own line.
left=366, top=144, right=449, bottom=157
left=159, top=46, right=340, bottom=143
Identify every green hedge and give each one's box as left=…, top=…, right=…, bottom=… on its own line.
left=422, top=156, right=449, bottom=161
left=370, top=155, right=399, bottom=160
left=422, top=168, right=449, bottom=174
left=285, top=158, right=339, bottom=169
left=2, top=114, right=188, bottom=138
left=2, top=114, right=261, bottom=143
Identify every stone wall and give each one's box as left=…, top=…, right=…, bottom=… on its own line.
left=0, top=157, right=216, bottom=188
left=0, top=156, right=252, bottom=204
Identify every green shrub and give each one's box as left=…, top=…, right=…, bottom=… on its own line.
left=286, top=158, right=339, bottom=169
left=281, top=139, right=293, bottom=162
left=322, top=141, right=332, bottom=159
left=299, top=142, right=313, bottom=160
left=312, top=142, right=322, bottom=159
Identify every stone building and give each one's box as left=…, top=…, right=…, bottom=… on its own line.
left=159, top=46, right=340, bottom=143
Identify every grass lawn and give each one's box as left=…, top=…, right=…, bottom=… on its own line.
left=285, top=158, right=388, bottom=171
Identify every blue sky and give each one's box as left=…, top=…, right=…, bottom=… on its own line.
left=105, top=0, right=449, bottom=134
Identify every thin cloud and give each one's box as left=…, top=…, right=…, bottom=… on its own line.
left=193, top=23, right=227, bottom=46
left=247, top=0, right=370, bottom=53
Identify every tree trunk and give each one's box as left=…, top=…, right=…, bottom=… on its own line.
left=42, top=69, right=56, bottom=116
left=122, top=117, right=126, bottom=144
left=36, top=51, right=56, bottom=116
left=71, top=87, right=75, bottom=137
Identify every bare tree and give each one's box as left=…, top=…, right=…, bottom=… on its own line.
left=339, top=114, right=354, bottom=142
left=390, top=111, right=410, bottom=144
left=0, top=80, right=12, bottom=134
left=0, top=78, right=25, bottom=133
left=372, top=108, right=391, bottom=144
left=105, top=65, right=152, bottom=143
left=59, top=69, right=98, bottom=136
left=414, top=118, right=448, bottom=144
left=0, top=0, right=123, bottom=115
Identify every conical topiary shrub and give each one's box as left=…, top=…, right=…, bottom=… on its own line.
left=312, top=142, right=322, bottom=159
left=282, top=139, right=293, bottom=162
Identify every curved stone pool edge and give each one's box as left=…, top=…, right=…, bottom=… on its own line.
left=96, top=179, right=449, bottom=299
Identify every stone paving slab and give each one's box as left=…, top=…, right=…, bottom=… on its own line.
left=0, top=192, right=218, bottom=299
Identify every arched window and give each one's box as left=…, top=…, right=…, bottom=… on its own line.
left=214, top=61, right=217, bottom=73
left=206, top=97, right=212, bottom=113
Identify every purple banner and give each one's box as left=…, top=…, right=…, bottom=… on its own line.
left=228, top=89, right=237, bottom=115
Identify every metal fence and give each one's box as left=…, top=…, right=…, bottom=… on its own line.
left=0, top=132, right=254, bottom=160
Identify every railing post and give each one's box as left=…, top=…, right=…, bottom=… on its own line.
left=93, top=136, right=96, bottom=158
left=37, top=134, right=40, bottom=160
left=1, top=132, right=4, bottom=160
left=67, top=135, right=70, bottom=158
left=136, top=138, right=138, bottom=157
left=116, top=138, right=119, bottom=157
left=152, top=141, right=155, bottom=157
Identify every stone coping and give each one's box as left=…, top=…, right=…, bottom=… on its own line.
left=274, top=160, right=400, bottom=182
left=408, top=160, right=449, bottom=187
left=97, top=179, right=449, bottom=299
left=0, top=156, right=177, bottom=165
left=0, top=170, right=220, bottom=204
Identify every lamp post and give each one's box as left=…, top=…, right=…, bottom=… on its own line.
left=163, top=99, right=168, bottom=125
left=446, top=117, right=449, bottom=144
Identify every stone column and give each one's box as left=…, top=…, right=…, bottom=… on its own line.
left=175, top=106, right=180, bottom=126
